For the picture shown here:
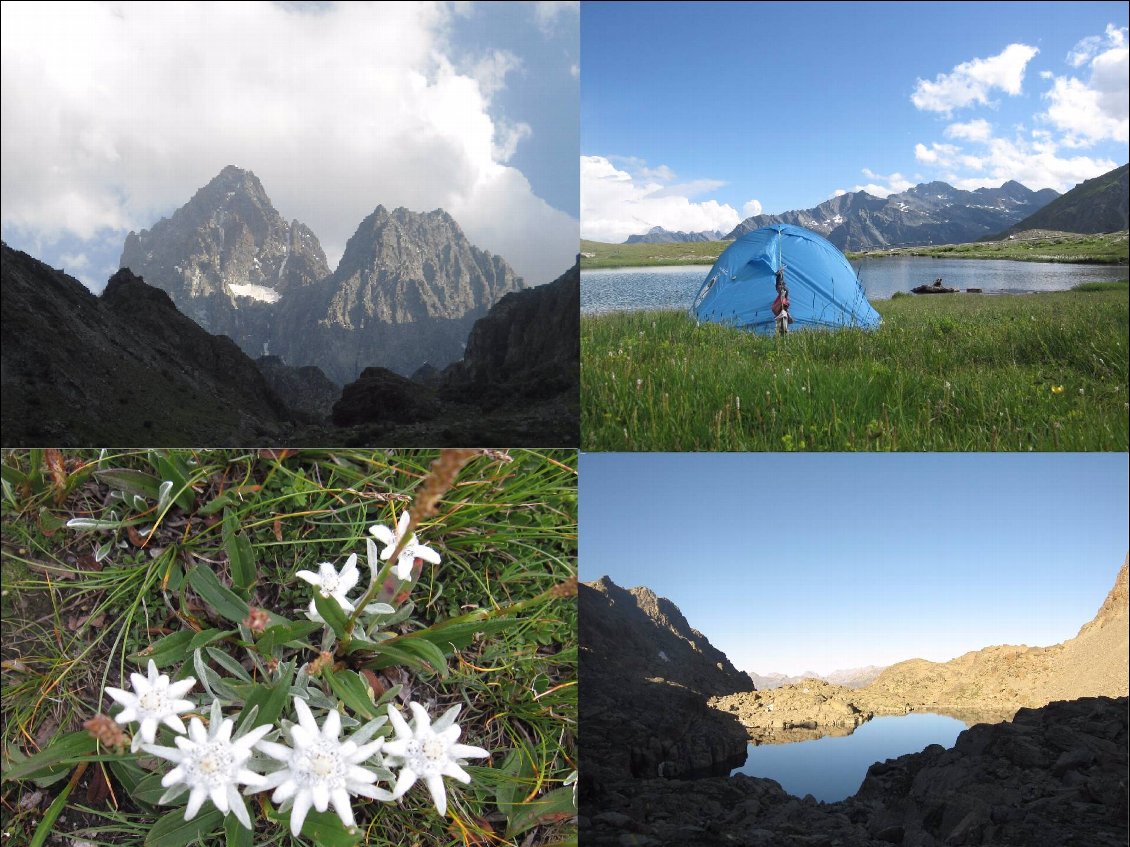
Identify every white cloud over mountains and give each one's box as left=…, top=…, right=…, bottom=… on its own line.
left=906, top=26, right=1127, bottom=197
left=0, top=2, right=577, bottom=288
left=581, top=156, right=752, bottom=243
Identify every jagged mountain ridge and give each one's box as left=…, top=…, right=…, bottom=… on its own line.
left=120, top=165, right=329, bottom=356
left=1, top=242, right=293, bottom=444
left=119, top=167, right=525, bottom=382
left=274, top=205, right=524, bottom=382
left=727, top=179, right=1060, bottom=250
left=997, top=163, right=1129, bottom=237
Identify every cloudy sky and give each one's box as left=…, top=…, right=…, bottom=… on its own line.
left=582, top=1, right=1128, bottom=243
left=579, top=453, right=1129, bottom=677
left=1, top=1, right=579, bottom=291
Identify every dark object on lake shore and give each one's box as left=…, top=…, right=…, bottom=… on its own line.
left=913, top=277, right=959, bottom=294
left=966, top=288, right=983, bottom=293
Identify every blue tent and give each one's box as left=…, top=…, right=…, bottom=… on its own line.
left=692, top=224, right=880, bottom=333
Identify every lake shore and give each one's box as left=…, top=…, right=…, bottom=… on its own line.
left=580, top=229, right=1129, bottom=269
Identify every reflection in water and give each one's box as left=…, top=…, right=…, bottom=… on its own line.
left=730, top=713, right=970, bottom=802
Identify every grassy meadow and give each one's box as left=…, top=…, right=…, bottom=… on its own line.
left=580, top=230, right=1129, bottom=269
left=582, top=282, right=1129, bottom=451
left=1, top=449, right=577, bottom=847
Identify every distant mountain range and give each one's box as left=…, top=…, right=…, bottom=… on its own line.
left=749, top=665, right=886, bottom=689
left=996, top=163, right=1129, bottom=238
left=625, top=226, right=728, bottom=244
left=729, top=179, right=1059, bottom=250
left=120, top=166, right=524, bottom=383
left=623, top=178, right=1067, bottom=249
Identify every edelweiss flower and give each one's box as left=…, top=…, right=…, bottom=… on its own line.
left=256, top=698, right=390, bottom=836
left=142, top=700, right=270, bottom=829
left=297, top=554, right=360, bottom=622
left=104, top=659, right=196, bottom=751
left=369, top=513, right=441, bottom=580
left=384, top=702, right=490, bottom=817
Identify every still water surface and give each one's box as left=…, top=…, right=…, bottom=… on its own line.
left=729, top=713, right=967, bottom=802
left=581, top=258, right=1122, bottom=314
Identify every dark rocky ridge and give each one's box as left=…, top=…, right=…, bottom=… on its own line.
left=727, top=180, right=1060, bottom=250
left=997, top=163, right=1129, bottom=237
left=255, top=356, right=340, bottom=422
left=1, top=242, right=292, bottom=444
left=318, top=262, right=578, bottom=445
left=579, top=577, right=752, bottom=786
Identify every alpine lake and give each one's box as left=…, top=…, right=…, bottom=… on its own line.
left=730, top=712, right=977, bottom=803
left=581, top=257, right=1123, bottom=315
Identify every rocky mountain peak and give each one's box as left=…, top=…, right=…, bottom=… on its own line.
left=1077, top=555, right=1129, bottom=637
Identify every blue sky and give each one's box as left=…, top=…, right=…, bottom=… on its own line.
left=581, top=1, right=1129, bottom=242
left=579, top=452, right=1129, bottom=676
left=1, top=1, right=578, bottom=292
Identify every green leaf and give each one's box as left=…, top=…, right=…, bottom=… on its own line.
left=187, top=566, right=286, bottom=628
left=198, top=493, right=236, bottom=516
left=312, top=593, right=349, bottom=641
left=93, top=468, right=163, bottom=501
left=188, top=628, right=235, bottom=651
left=29, top=769, right=76, bottom=847
left=224, top=811, right=254, bottom=847
left=266, top=807, right=361, bottom=847
left=495, top=749, right=536, bottom=818
left=132, top=771, right=170, bottom=805
left=144, top=806, right=223, bottom=847
left=107, top=757, right=147, bottom=798
left=1, top=732, right=96, bottom=783
left=234, top=663, right=295, bottom=734
left=131, top=630, right=195, bottom=668
left=324, top=668, right=380, bottom=720
left=152, top=453, right=194, bottom=511
left=256, top=620, right=321, bottom=653
left=0, top=461, right=29, bottom=487
left=222, top=510, right=256, bottom=598
left=504, top=786, right=577, bottom=839
left=205, top=647, right=253, bottom=682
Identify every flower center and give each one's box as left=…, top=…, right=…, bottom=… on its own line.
left=320, top=574, right=339, bottom=595
left=296, top=742, right=345, bottom=787
left=422, top=737, right=447, bottom=761
left=188, top=742, right=235, bottom=788
left=139, top=690, right=166, bottom=712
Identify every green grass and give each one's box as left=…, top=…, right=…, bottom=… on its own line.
left=1, top=449, right=577, bottom=847
left=580, top=230, right=1129, bottom=269
left=582, top=284, right=1129, bottom=451
left=850, top=230, right=1128, bottom=264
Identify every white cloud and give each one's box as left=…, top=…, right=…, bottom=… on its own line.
left=945, top=119, right=994, bottom=143
left=913, top=130, right=1117, bottom=194
left=0, top=2, right=576, bottom=287
left=912, top=43, right=1039, bottom=114
left=581, top=156, right=741, bottom=242
left=470, top=49, right=523, bottom=99
left=1067, top=23, right=1126, bottom=68
left=1042, top=25, right=1129, bottom=147
left=533, top=1, right=579, bottom=35
left=742, top=199, right=763, bottom=217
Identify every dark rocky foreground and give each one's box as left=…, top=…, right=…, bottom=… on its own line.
left=580, top=696, right=1129, bottom=847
